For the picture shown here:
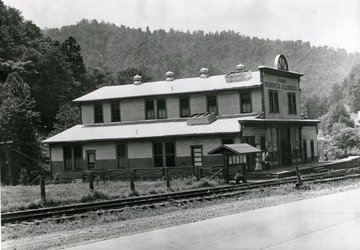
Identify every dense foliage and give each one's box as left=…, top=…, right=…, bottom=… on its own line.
left=0, top=1, right=92, bottom=184
left=0, top=72, right=43, bottom=185
left=1, top=2, right=360, bottom=183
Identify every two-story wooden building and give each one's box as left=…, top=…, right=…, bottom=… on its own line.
left=44, top=55, right=319, bottom=180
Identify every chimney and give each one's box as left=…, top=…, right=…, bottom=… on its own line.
left=133, top=75, right=142, bottom=85
left=200, top=67, right=209, bottom=78
left=165, top=71, right=174, bottom=81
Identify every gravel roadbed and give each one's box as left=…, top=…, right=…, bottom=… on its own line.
left=2, top=182, right=359, bottom=250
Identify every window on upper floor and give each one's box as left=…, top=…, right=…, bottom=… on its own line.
left=207, top=96, right=218, bottom=115
left=288, top=93, right=297, bottom=114
left=157, top=99, right=167, bottom=119
left=111, top=102, right=121, bottom=122
left=269, top=90, right=279, bottom=113
left=179, top=97, right=190, bottom=118
left=145, top=99, right=167, bottom=120
left=240, top=92, right=252, bottom=113
left=145, top=100, right=155, bottom=119
left=94, top=103, right=103, bottom=123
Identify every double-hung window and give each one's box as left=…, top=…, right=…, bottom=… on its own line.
left=157, top=99, right=167, bottom=119
left=269, top=90, right=279, bottom=113
left=117, top=144, right=128, bottom=168
left=145, top=99, right=167, bottom=119
left=179, top=97, right=190, bottom=117
left=240, top=92, right=252, bottom=113
left=153, top=142, right=175, bottom=167
left=111, top=102, right=121, bottom=122
left=63, top=146, right=72, bottom=170
left=288, top=93, right=297, bottom=114
left=94, top=103, right=103, bottom=123
left=64, top=145, right=82, bottom=170
left=145, top=100, right=155, bottom=119
left=207, top=96, right=218, bottom=115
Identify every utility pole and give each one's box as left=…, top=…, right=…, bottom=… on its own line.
left=0, top=141, right=14, bottom=186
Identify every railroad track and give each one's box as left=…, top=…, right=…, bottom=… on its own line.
left=2, top=167, right=360, bottom=225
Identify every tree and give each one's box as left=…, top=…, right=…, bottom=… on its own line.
left=320, top=103, right=354, bottom=135
left=61, top=36, right=86, bottom=82
left=0, top=72, right=44, bottom=185
left=50, top=104, right=81, bottom=136
left=343, top=64, right=360, bottom=112
left=331, top=124, right=360, bottom=155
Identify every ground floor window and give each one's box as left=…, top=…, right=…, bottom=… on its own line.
left=63, top=145, right=82, bottom=170
left=117, top=144, right=128, bottom=168
left=153, top=142, right=175, bottom=167
left=73, top=145, right=82, bottom=169
left=63, top=146, right=72, bottom=170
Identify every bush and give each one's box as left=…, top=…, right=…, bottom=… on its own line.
left=80, top=190, right=109, bottom=203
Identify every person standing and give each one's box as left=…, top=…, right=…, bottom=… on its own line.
left=265, top=151, right=271, bottom=175
left=255, top=154, right=262, bottom=175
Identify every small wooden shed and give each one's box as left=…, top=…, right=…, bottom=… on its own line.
left=208, top=143, right=261, bottom=183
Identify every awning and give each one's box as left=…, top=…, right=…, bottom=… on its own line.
left=208, top=143, right=261, bottom=155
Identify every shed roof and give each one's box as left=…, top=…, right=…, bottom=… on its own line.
left=74, top=72, right=261, bottom=102
left=208, top=143, right=261, bottom=155
left=43, top=115, right=251, bottom=144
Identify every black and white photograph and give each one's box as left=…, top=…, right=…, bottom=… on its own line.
left=1, top=0, right=360, bottom=249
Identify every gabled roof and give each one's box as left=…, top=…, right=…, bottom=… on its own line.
left=42, top=115, right=254, bottom=144
left=74, top=71, right=261, bottom=102
left=208, top=143, right=261, bottom=155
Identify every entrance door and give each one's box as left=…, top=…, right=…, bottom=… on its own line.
left=86, top=151, right=96, bottom=169
left=280, top=128, right=291, bottom=166
left=191, top=146, right=203, bottom=166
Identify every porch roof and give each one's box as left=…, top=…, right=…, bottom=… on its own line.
left=43, top=115, right=248, bottom=144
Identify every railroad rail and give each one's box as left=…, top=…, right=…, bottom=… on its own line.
left=2, top=167, right=360, bottom=225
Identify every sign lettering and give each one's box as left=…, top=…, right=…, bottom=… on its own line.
left=264, top=81, right=297, bottom=91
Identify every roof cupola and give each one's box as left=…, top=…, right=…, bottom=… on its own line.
left=200, top=67, right=209, bottom=78
left=165, top=71, right=175, bottom=81
left=133, top=75, right=142, bottom=85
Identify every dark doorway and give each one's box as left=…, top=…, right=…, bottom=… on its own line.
left=280, top=128, right=291, bottom=166
left=303, top=139, right=308, bottom=162
left=310, top=140, right=315, bottom=161
left=242, top=136, right=256, bottom=171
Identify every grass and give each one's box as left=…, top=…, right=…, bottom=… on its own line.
left=1, top=177, right=224, bottom=213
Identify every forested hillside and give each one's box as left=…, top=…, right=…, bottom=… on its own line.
left=45, top=19, right=360, bottom=118
left=1, top=1, right=359, bottom=184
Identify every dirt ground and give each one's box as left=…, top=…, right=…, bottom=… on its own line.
left=2, top=182, right=360, bottom=250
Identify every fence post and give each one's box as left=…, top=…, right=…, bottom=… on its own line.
left=40, top=175, right=46, bottom=202
left=108, top=170, right=111, bottom=181
left=89, top=172, right=94, bottom=191
left=195, top=165, right=200, bottom=181
left=130, top=170, right=135, bottom=191
left=165, top=167, right=171, bottom=188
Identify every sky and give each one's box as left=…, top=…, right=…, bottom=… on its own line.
left=4, top=0, right=360, bottom=53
